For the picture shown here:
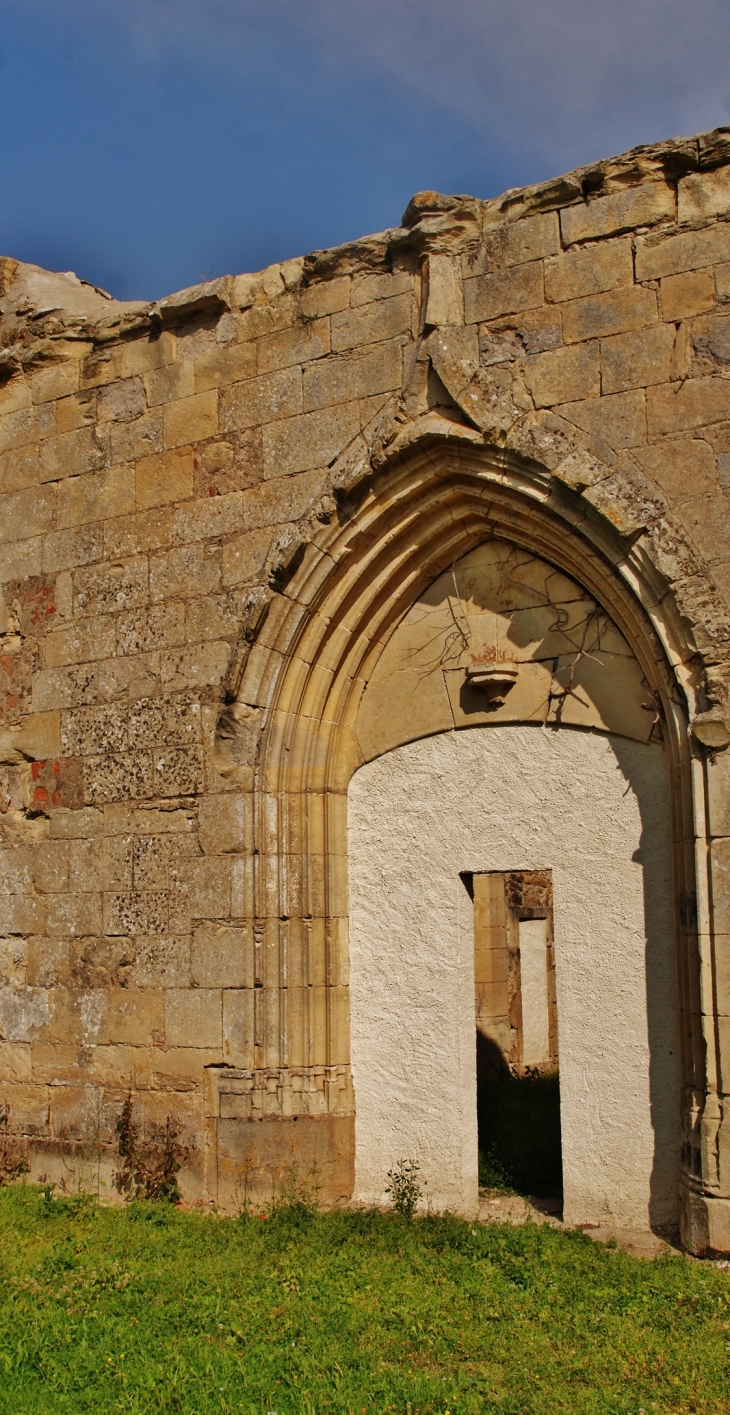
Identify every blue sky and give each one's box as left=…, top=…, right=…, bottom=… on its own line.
left=2, top=0, right=730, bottom=302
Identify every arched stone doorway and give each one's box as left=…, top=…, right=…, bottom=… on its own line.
left=346, top=536, right=680, bottom=1226
left=214, top=437, right=712, bottom=1242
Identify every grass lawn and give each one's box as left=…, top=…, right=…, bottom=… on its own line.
left=0, top=1186, right=728, bottom=1414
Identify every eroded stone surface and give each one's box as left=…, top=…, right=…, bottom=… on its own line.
left=1, top=128, right=730, bottom=1244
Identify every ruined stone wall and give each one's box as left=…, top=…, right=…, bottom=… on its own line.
left=2, top=126, right=730, bottom=1243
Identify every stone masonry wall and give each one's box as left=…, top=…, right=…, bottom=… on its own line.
left=2, top=126, right=730, bottom=1224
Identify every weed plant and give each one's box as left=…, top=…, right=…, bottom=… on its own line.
left=0, top=1106, right=29, bottom=1187
left=113, top=1096, right=188, bottom=1204
left=384, top=1160, right=422, bottom=1220
left=0, top=1185, right=728, bottom=1414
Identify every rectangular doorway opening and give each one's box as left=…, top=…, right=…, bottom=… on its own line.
left=462, top=869, right=562, bottom=1206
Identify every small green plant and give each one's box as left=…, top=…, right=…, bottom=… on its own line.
left=0, top=1105, right=29, bottom=1186
left=268, top=1160, right=321, bottom=1221
left=113, top=1096, right=187, bottom=1204
left=385, top=1158, right=422, bottom=1220
left=478, top=1144, right=514, bottom=1193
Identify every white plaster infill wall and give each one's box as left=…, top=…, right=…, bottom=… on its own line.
left=347, top=724, right=680, bottom=1229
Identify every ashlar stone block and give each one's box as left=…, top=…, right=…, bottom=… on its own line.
left=0, top=484, right=55, bottom=544
left=465, top=213, right=559, bottom=278
left=0, top=1041, right=31, bottom=1082
left=57, top=465, right=134, bottom=529
left=165, top=988, right=222, bottom=1048
left=0, top=985, right=49, bottom=1042
left=148, top=1046, right=219, bottom=1090
left=74, top=556, right=148, bottom=618
left=299, top=276, right=350, bottom=318
left=42, top=524, right=103, bottom=574
left=544, top=238, right=633, bottom=304
left=464, top=262, right=543, bottom=324
left=144, top=360, right=195, bottom=407
left=97, top=376, right=146, bottom=424
left=560, top=182, right=675, bottom=246
left=192, top=341, right=257, bottom=394
left=636, top=438, right=716, bottom=502
left=262, top=403, right=360, bottom=479
left=0, top=444, right=39, bottom=496
left=168, top=856, right=233, bottom=932
left=0, top=844, right=34, bottom=894
left=61, top=702, right=128, bottom=756
left=126, top=936, right=191, bottom=990
left=647, top=377, right=730, bottom=437
left=160, top=642, right=230, bottom=691
left=635, top=223, right=730, bottom=281
left=257, top=320, right=330, bottom=374
left=523, top=342, right=600, bottom=408
left=660, top=270, right=716, bottom=321
left=69, top=835, right=132, bottom=892
left=0, top=376, right=31, bottom=415
left=45, top=891, right=102, bottom=937
left=104, top=506, right=172, bottom=558
left=221, top=527, right=271, bottom=588
left=330, top=293, right=412, bottom=353
left=32, top=663, right=98, bottom=713
left=38, top=421, right=99, bottom=483
left=222, top=988, right=255, bottom=1067
left=43, top=614, right=116, bottom=669
left=150, top=542, right=220, bottom=602
left=562, top=286, right=657, bottom=344
left=104, top=891, right=169, bottom=937
left=424, top=255, right=463, bottom=327
left=0, top=937, right=28, bottom=987
left=679, top=168, right=730, bottom=224
left=191, top=924, right=250, bottom=988
left=108, top=409, right=163, bottom=465
left=32, top=362, right=81, bottom=405
left=163, top=391, right=218, bottom=449
left=171, top=490, right=243, bottom=545
left=219, top=367, right=302, bottom=433
left=0, top=403, right=55, bottom=454
left=600, top=324, right=676, bottom=394
left=103, top=989, right=164, bottom=1046
left=350, top=271, right=413, bottom=307
left=198, top=794, right=252, bottom=855
left=558, top=388, right=646, bottom=449
left=302, top=341, right=402, bottom=412
left=119, top=331, right=177, bottom=380
left=34, top=840, right=70, bottom=893
left=1, top=537, right=43, bottom=582
left=135, top=448, right=194, bottom=509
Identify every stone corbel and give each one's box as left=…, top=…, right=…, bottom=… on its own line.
left=691, top=711, right=730, bottom=750
left=465, top=662, right=519, bottom=705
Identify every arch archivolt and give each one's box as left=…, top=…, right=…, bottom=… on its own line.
left=212, top=434, right=718, bottom=1231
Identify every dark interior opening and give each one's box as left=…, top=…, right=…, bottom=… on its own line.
left=476, top=1034, right=563, bottom=1199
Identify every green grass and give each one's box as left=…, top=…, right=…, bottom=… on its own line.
left=0, top=1186, right=728, bottom=1415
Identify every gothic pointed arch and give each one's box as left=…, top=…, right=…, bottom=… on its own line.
left=213, top=431, right=719, bottom=1238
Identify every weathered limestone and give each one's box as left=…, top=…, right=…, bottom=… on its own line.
left=2, top=128, right=730, bottom=1248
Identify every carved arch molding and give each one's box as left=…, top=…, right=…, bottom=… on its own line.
left=209, top=436, right=724, bottom=1250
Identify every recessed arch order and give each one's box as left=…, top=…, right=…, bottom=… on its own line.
left=223, top=434, right=714, bottom=1240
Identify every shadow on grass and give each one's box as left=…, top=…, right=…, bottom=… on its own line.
left=477, top=1033, right=563, bottom=1200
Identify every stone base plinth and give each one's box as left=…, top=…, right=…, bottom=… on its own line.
left=680, top=1186, right=730, bottom=1256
